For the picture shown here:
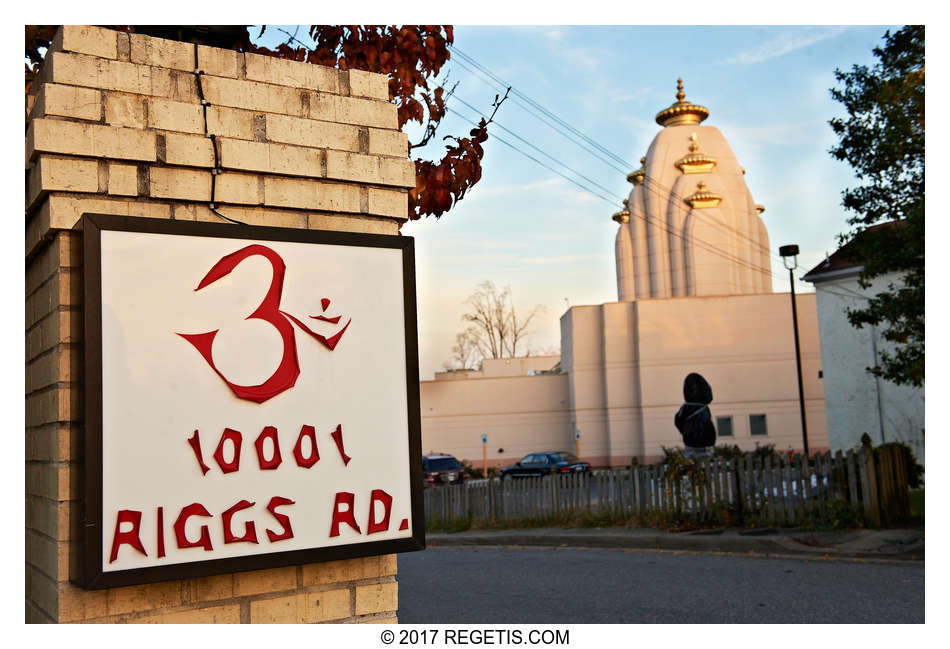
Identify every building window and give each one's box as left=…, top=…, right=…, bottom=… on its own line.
left=716, top=416, right=733, bottom=437
left=749, top=414, right=768, bottom=436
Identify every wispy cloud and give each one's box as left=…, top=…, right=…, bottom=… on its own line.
left=725, top=27, right=848, bottom=65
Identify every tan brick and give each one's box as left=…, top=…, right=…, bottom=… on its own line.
left=25, top=93, right=36, bottom=124
left=149, top=167, right=211, bottom=201
left=26, top=309, right=81, bottom=361
left=148, top=98, right=204, bottom=134
left=302, top=555, right=394, bottom=587
left=106, top=581, right=183, bottom=616
left=355, top=582, right=398, bottom=616
left=26, top=233, right=80, bottom=297
left=348, top=69, right=390, bottom=100
left=51, top=25, right=118, bottom=60
left=310, top=93, right=398, bottom=129
left=367, top=617, right=400, bottom=624
left=162, top=133, right=214, bottom=167
left=27, top=196, right=172, bottom=257
left=249, top=588, right=350, bottom=623
left=245, top=52, right=341, bottom=94
left=27, top=564, right=60, bottom=621
left=26, top=424, right=80, bottom=463
left=130, top=32, right=195, bottom=72
left=306, top=588, right=352, bottom=622
left=105, top=92, right=147, bottom=128
left=307, top=212, right=399, bottom=236
left=26, top=599, right=55, bottom=624
left=263, top=176, right=360, bottom=213
left=26, top=524, right=59, bottom=577
left=108, top=163, right=139, bottom=196
left=215, top=172, right=262, bottom=205
left=206, top=106, right=255, bottom=140
left=202, top=75, right=306, bottom=117
left=137, top=604, right=241, bottom=624
left=218, top=138, right=323, bottom=177
left=32, top=83, right=102, bottom=121
left=368, top=188, right=408, bottom=219
left=27, top=119, right=157, bottom=163
left=26, top=345, right=81, bottom=392
left=24, top=496, right=76, bottom=542
left=59, top=582, right=109, bottom=622
left=197, top=45, right=241, bottom=78
left=25, top=462, right=78, bottom=500
left=325, top=150, right=415, bottom=188
left=41, top=52, right=198, bottom=102
left=265, top=113, right=360, bottom=152
left=194, top=205, right=307, bottom=229
left=249, top=593, right=298, bottom=623
left=26, top=157, right=99, bottom=210
left=193, top=573, right=234, bottom=602
left=233, top=565, right=297, bottom=597
left=369, top=128, right=409, bottom=157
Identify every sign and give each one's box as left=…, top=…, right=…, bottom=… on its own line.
left=80, top=214, right=423, bottom=589
left=574, top=429, right=581, bottom=441
left=481, top=434, right=488, bottom=445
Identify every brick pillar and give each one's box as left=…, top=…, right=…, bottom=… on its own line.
left=26, top=25, right=412, bottom=623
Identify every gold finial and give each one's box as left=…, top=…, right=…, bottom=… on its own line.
left=640, top=157, right=646, bottom=164
left=612, top=199, right=631, bottom=223
left=676, top=134, right=716, bottom=173
left=655, top=78, right=709, bottom=127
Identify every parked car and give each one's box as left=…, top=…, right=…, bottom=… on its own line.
left=422, top=454, right=467, bottom=487
left=500, top=452, right=591, bottom=479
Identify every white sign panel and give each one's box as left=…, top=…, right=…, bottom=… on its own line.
left=81, top=214, right=423, bottom=589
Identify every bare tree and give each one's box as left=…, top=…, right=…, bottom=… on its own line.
left=444, top=327, right=482, bottom=371
left=447, top=282, right=544, bottom=368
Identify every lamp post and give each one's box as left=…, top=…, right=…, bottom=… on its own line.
left=779, top=244, right=809, bottom=456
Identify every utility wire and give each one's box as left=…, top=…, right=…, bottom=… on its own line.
left=448, top=102, right=778, bottom=285
left=449, top=48, right=781, bottom=262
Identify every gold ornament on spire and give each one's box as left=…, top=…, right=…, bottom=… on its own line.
left=655, top=78, right=710, bottom=127
left=675, top=132, right=717, bottom=174
left=612, top=199, right=631, bottom=223
left=626, top=156, right=646, bottom=185
left=684, top=181, right=722, bottom=209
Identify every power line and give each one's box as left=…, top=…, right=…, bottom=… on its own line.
left=449, top=47, right=781, bottom=262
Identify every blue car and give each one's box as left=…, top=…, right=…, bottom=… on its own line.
left=501, top=451, right=590, bottom=479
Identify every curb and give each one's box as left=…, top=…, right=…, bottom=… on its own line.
left=426, top=530, right=924, bottom=562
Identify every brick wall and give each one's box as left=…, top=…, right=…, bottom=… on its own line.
left=25, top=25, right=412, bottom=623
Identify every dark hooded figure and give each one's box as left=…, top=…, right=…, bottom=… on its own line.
left=674, top=372, right=716, bottom=459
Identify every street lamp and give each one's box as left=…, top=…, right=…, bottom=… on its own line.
left=779, top=244, right=809, bottom=456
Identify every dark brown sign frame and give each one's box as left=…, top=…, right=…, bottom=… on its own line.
left=79, top=213, right=424, bottom=590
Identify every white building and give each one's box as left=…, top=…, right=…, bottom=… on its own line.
left=802, top=236, right=924, bottom=466
left=421, top=80, right=829, bottom=467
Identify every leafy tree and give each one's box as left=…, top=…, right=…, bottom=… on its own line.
left=828, top=25, right=924, bottom=387
left=447, top=281, right=544, bottom=368
left=25, top=25, right=507, bottom=221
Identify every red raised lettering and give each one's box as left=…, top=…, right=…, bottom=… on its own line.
left=157, top=507, right=166, bottom=558
left=187, top=430, right=210, bottom=476
left=330, top=424, right=351, bottom=466
left=213, top=428, right=242, bottom=473
left=265, top=496, right=295, bottom=542
left=222, top=499, right=258, bottom=544
left=255, top=426, right=282, bottom=470
left=367, top=489, right=393, bottom=534
left=329, top=492, right=361, bottom=537
left=174, top=503, right=214, bottom=551
left=293, top=425, right=320, bottom=468
left=109, top=509, right=147, bottom=563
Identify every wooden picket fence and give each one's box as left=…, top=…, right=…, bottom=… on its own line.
left=424, top=445, right=910, bottom=529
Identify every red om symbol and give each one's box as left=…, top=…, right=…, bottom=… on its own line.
left=177, top=245, right=351, bottom=403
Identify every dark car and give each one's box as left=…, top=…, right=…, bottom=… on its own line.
left=422, top=454, right=467, bottom=487
left=500, top=452, right=591, bottom=479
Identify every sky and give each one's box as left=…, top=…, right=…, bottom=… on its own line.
left=385, top=25, right=901, bottom=379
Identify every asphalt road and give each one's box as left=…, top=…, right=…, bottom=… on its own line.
left=397, top=546, right=923, bottom=623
